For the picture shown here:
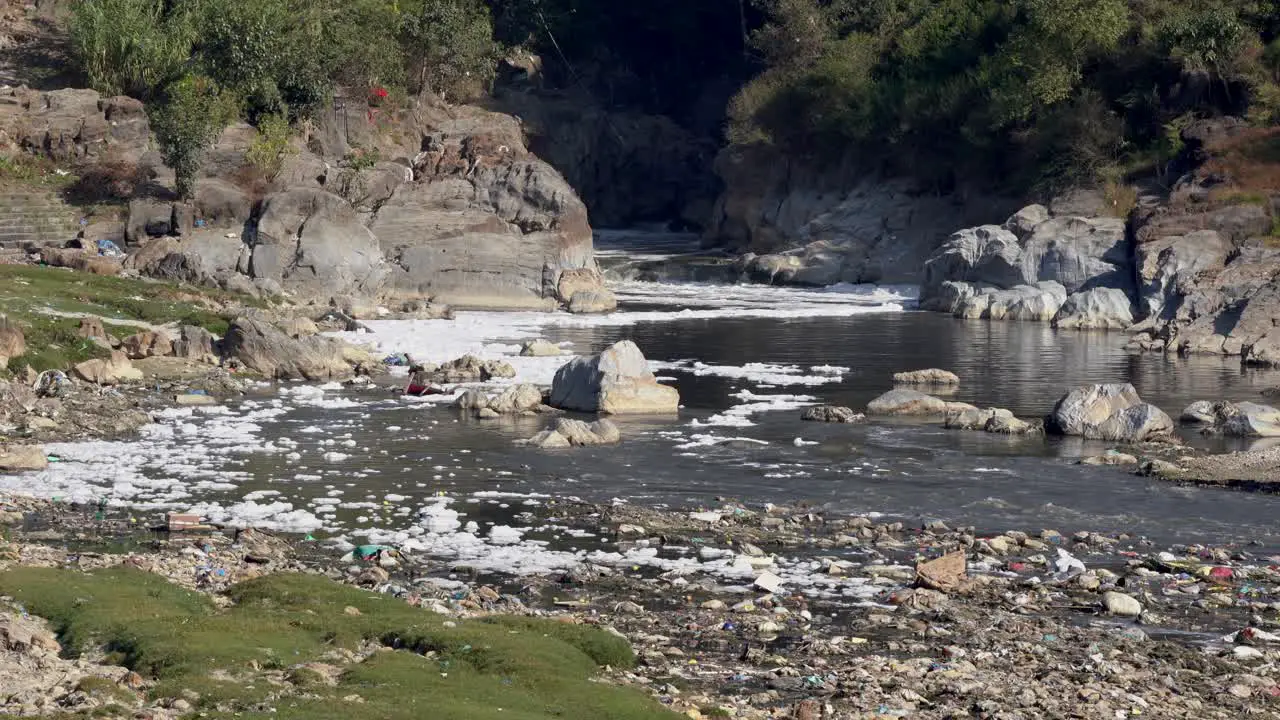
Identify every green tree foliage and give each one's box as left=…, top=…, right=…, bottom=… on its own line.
left=400, top=0, right=499, bottom=99
left=728, top=0, right=1280, bottom=190
left=245, top=113, right=297, bottom=181
left=149, top=75, right=239, bottom=199
left=68, top=0, right=196, bottom=99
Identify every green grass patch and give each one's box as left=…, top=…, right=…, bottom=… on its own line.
left=0, top=568, right=674, bottom=720
left=0, top=264, right=254, bottom=373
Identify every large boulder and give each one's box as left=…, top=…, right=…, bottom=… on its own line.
left=1019, top=216, right=1130, bottom=294
left=249, top=188, right=388, bottom=304
left=369, top=99, right=594, bottom=309
left=1052, top=288, right=1134, bottom=330
left=549, top=340, right=679, bottom=414
left=1136, top=229, right=1231, bottom=320
left=221, top=317, right=358, bottom=380
left=1046, top=384, right=1174, bottom=442
left=73, top=351, right=143, bottom=385
left=0, top=444, right=47, bottom=472
left=866, top=389, right=947, bottom=416
left=456, top=384, right=547, bottom=417
left=520, top=339, right=562, bottom=357
left=120, top=330, right=173, bottom=359
left=921, top=226, right=1027, bottom=308
left=171, top=325, right=219, bottom=364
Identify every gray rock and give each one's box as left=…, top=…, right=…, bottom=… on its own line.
left=1002, top=204, right=1050, bottom=239
left=1192, top=400, right=1280, bottom=437
left=171, top=325, right=219, bottom=364
left=119, top=330, right=173, bottom=359
left=1052, top=288, right=1135, bottom=330
left=568, top=289, right=618, bottom=314
left=945, top=407, right=1013, bottom=430
left=1136, top=230, right=1230, bottom=320
left=1079, top=451, right=1139, bottom=466
left=1180, top=401, right=1217, bottom=425
left=922, top=226, right=1027, bottom=305
left=801, top=405, right=865, bottom=423
left=529, top=417, right=621, bottom=447
left=251, top=189, right=388, bottom=305
left=485, top=384, right=545, bottom=414
left=959, top=282, right=1067, bottom=322
left=866, top=389, right=947, bottom=416
left=1019, top=216, right=1130, bottom=294
left=985, top=414, right=1039, bottom=435
left=549, top=340, right=679, bottom=415
left=221, top=317, right=358, bottom=380
left=893, top=368, right=960, bottom=385
left=1047, top=384, right=1174, bottom=442
left=423, top=355, right=516, bottom=384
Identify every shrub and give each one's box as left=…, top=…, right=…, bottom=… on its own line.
left=245, top=113, right=295, bottom=182
left=149, top=75, right=239, bottom=200
left=69, top=0, right=194, bottom=99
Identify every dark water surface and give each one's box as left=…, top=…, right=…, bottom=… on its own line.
left=227, top=305, right=1280, bottom=550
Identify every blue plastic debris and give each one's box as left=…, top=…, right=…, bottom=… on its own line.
left=96, top=239, right=124, bottom=257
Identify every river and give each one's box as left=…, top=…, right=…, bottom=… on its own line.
left=5, top=235, right=1280, bottom=579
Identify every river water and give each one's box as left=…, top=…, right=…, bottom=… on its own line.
left=5, top=237, right=1280, bottom=573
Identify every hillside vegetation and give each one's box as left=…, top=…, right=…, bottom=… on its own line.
left=56, top=0, right=1280, bottom=202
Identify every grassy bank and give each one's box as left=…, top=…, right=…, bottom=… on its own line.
left=0, top=264, right=252, bottom=374
left=0, top=567, right=674, bottom=720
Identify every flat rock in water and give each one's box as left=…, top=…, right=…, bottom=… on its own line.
left=801, top=405, right=864, bottom=423
left=893, top=368, right=960, bottom=385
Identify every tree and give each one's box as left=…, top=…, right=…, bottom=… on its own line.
left=150, top=75, right=239, bottom=199
left=399, top=0, right=499, bottom=98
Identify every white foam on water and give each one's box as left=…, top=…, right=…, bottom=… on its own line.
left=329, top=280, right=910, bottom=386
left=654, top=360, right=845, bottom=387
left=691, top=391, right=818, bottom=428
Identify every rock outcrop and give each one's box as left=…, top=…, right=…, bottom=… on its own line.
left=866, top=389, right=948, bottom=416
left=0, top=87, right=150, bottom=162
left=4, top=86, right=609, bottom=314
left=220, top=317, right=366, bottom=380
left=1046, top=384, right=1174, bottom=443
left=120, top=331, right=173, bottom=359
left=421, top=355, right=516, bottom=384
left=921, top=205, right=1134, bottom=326
left=706, top=146, right=1015, bottom=285
left=455, top=384, right=549, bottom=418
left=550, top=340, right=679, bottom=415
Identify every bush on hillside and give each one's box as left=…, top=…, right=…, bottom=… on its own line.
left=150, top=75, right=239, bottom=200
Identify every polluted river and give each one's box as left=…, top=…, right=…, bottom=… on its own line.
left=5, top=233, right=1280, bottom=718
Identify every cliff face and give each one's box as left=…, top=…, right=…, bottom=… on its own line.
left=2, top=86, right=610, bottom=312
left=487, top=89, right=721, bottom=230
left=705, top=143, right=1019, bottom=286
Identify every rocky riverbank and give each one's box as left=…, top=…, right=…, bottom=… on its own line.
left=1, top=492, right=1278, bottom=719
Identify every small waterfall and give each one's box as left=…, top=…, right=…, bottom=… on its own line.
left=594, top=228, right=742, bottom=284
